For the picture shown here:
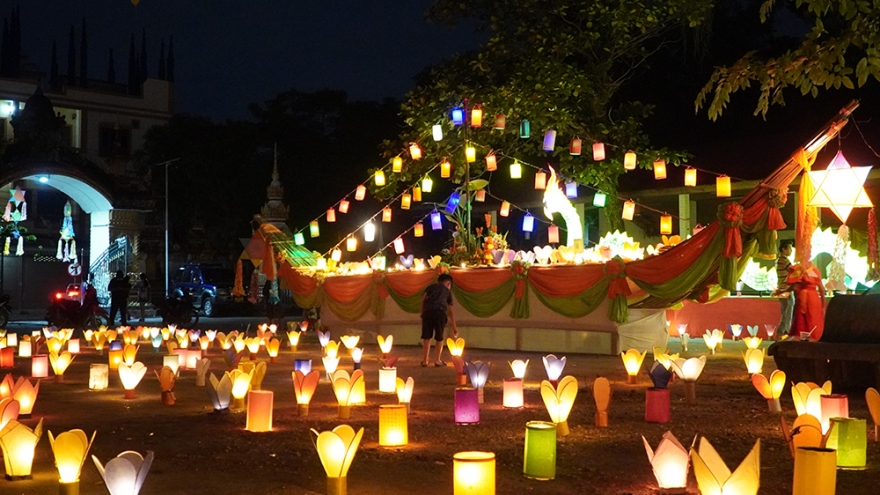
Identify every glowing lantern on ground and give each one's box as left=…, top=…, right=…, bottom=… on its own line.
left=196, top=359, right=210, bottom=387
left=379, top=367, right=397, bottom=393
left=199, top=336, right=210, bottom=351
left=660, top=214, right=673, bottom=235
left=548, top=225, right=559, bottom=244
left=156, top=366, right=176, bottom=406
left=620, top=349, right=647, bottom=384
left=501, top=377, right=523, bottom=408
left=245, top=390, right=273, bottom=432
left=485, top=153, right=497, bottom=171
left=0, top=397, right=17, bottom=429
left=792, top=447, right=837, bottom=495
left=742, top=348, right=764, bottom=374
left=820, top=394, right=849, bottom=434
left=792, top=381, right=832, bottom=419
left=542, top=354, right=566, bottom=383
left=454, top=387, right=480, bottom=424
left=0, top=418, right=43, bottom=478
left=163, top=354, right=181, bottom=375
left=540, top=376, right=577, bottom=436
left=49, top=351, right=75, bottom=382
left=92, top=450, right=154, bottom=495
left=454, top=451, right=495, bottom=495
left=293, top=370, right=319, bottom=416
left=751, top=370, right=786, bottom=412
left=646, top=387, right=671, bottom=423
left=89, top=364, right=109, bottom=391
left=47, top=338, right=63, bottom=355
left=379, top=404, right=408, bottom=446
left=397, top=376, right=414, bottom=412
left=312, top=425, right=363, bottom=495
left=432, top=124, right=443, bottom=141
left=409, top=144, right=421, bottom=161
left=670, top=356, right=707, bottom=403
left=622, top=200, right=636, bottom=221
left=374, top=170, right=386, bottom=186
left=118, top=362, right=147, bottom=400
left=867, top=387, right=880, bottom=441
left=624, top=151, right=637, bottom=170
left=593, top=377, right=611, bottom=427
left=523, top=421, right=556, bottom=480
left=228, top=369, right=252, bottom=410
left=340, top=335, right=360, bottom=352
left=654, top=159, right=667, bottom=179
left=332, top=372, right=363, bottom=419
left=441, top=160, right=452, bottom=178
left=500, top=201, right=511, bottom=217
left=18, top=339, right=31, bottom=358
left=717, top=175, right=731, bottom=197
left=123, top=344, right=138, bottom=366
left=206, top=373, right=233, bottom=412
left=642, top=432, right=689, bottom=492
left=743, top=336, right=763, bottom=350
left=684, top=167, right=697, bottom=187
left=355, top=185, right=366, bottom=201
left=466, top=362, right=490, bottom=403
left=446, top=338, right=465, bottom=357
left=691, top=438, right=761, bottom=495
left=534, top=170, right=547, bottom=189
left=49, top=428, right=95, bottom=490
left=67, top=339, right=79, bottom=354
left=32, top=354, right=49, bottom=378
left=827, top=417, right=867, bottom=468
left=510, top=162, right=522, bottom=179
left=0, top=348, right=12, bottom=368
left=702, top=331, right=720, bottom=354
left=465, top=145, right=476, bottom=163
left=508, top=359, right=528, bottom=379
left=287, top=330, right=301, bottom=351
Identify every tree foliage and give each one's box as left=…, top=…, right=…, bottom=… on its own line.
left=377, top=0, right=712, bottom=229
left=697, top=0, right=880, bottom=119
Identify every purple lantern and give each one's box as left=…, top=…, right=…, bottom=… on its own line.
left=294, top=359, right=312, bottom=374
left=431, top=211, right=443, bottom=230
left=454, top=387, right=480, bottom=425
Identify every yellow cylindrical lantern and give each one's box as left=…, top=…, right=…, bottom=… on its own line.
left=535, top=171, right=547, bottom=190
left=471, top=107, right=482, bottom=127
left=654, top=159, right=667, bottom=180
left=89, top=364, right=109, bottom=391
left=378, top=404, right=408, bottom=446
left=503, top=378, right=524, bottom=408
left=393, top=156, right=404, bottom=172
left=412, top=186, right=422, bottom=202
left=660, top=214, right=673, bottom=235
left=32, top=354, right=49, bottom=378
left=485, top=152, right=497, bottom=171
left=382, top=207, right=392, bottom=223
left=624, top=151, right=637, bottom=170
left=510, top=161, right=522, bottom=179
left=622, top=200, right=636, bottom=221
left=414, top=223, right=424, bottom=238
left=716, top=175, right=731, bottom=197
left=441, top=160, right=452, bottom=178
left=379, top=367, right=397, bottom=393
left=465, top=146, right=476, bottom=163
left=792, top=447, right=837, bottom=495
left=684, top=167, right=697, bottom=187
left=246, top=390, right=274, bottom=432
left=401, top=193, right=412, bottom=210
left=108, top=349, right=123, bottom=370
left=374, top=170, right=386, bottom=186
left=67, top=339, right=80, bottom=354
left=346, top=237, right=358, bottom=252
left=453, top=451, right=495, bottom=495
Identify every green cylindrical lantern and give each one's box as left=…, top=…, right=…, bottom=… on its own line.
left=523, top=421, right=556, bottom=480
left=827, top=417, right=867, bottom=469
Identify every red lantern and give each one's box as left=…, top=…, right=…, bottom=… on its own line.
left=570, top=138, right=582, bottom=156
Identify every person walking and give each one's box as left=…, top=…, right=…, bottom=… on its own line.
left=773, top=240, right=794, bottom=336
left=107, top=270, right=132, bottom=326
left=420, top=273, right=458, bottom=367
left=134, top=273, right=151, bottom=323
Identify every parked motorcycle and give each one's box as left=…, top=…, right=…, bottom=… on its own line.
left=46, top=290, right=109, bottom=329
left=158, top=291, right=200, bottom=328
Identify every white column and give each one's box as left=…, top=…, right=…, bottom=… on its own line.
left=89, top=210, right=110, bottom=266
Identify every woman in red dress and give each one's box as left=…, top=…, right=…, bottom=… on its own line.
left=786, top=262, right=825, bottom=340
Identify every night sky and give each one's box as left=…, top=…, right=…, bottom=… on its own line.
left=23, top=1, right=482, bottom=119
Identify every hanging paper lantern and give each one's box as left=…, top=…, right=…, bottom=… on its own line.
left=593, top=142, right=605, bottom=161
left=717, top=175, right=731, bottom=197
left=446, top=191, right=461, bottom=213
left=339, top=199, right=350, bottom=214
left=654, top=159, right=667, bottom=180
left=684, top=167, right=697, bottom=187
left=510, top=162, right=522, bottom=179
left=485, top=152, right=497, bottom=172
left=375, top=170, right=386, bottom=186
left=660, top=214, right=673, bottom=235
left=392, top=157, right=403, bottom=174
left=475, top=190, right=486, bottom=202
left=441, top=160, right=452, bottom=178
left=522, top=213, right=535, bottom=233
left=452, top=107, right=464, bottom=126
left=393, top=238, right=405, bottom=254
left=570, top=138, right=582, bottom=156
left=624, top=151, right=637, bottom=170
left=543, top=130, right=557, bottom=151
left=494, top=114, right=506, bottom=129
left=309, top=221, right=320, bottom=238
left=422, top=177, right=434, bottom=193
left=331, top=249, right=342, bottom=262
left=327, top=208, right=336, bottom=223
left=565, top=182, right=577, bottom=198
left=622, top=200, right=636, bottom=221
left=535, top=171, right=547, bottom=190
left=401, top=194, right=412, bottom=210
left=520, top=120, right=530, bottom=139
left=471, top=106, right=483, bottom=127
left=413, top=186, right=422, bottom=202
left=355, top=185, right=367, bottom=201
left=346, top=237, right=357, bottom=252
left=548, top=225, right=559, bottom=244
left=500, top=201, right=511, bottom=217
left=593, top=192, right=607, bottom=208
left=432, top=124, right=443, bottom=141
left=364, top=222, right=376, bottom=242
left=409, top=144, right=422, bottom=161
left=381, top=207, right=392, bottom=223
left=808, top=150, right=874, bottom=223
left=431, top=211, right=442, bottom=230
left=414, top=222, right=424, bottom=237
left=465, top=146, right=476, bottom=163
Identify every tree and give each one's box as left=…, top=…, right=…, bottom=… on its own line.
left=697, top=0, right=880, bottom=119
left=375, top=0, right=712, bottom=231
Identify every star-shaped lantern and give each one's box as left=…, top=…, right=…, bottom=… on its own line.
left=808, top=150, right=873, bottom=223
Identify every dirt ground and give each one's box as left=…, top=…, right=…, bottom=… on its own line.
left=1, top=326, right=877, bottom=495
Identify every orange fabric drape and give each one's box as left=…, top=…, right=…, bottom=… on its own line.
left=528, top=265, right=605, bottom=297
left=626, top=223, right=720, bottom=284
left=605, top=258, right=631, bottom=299
left=282, top=264, right=319, bottom=295
left=794, top=150, right=819, bottom=262
left=451, top=269, right=512, bottom=292
left=323, top=275, right=373, bottom=303
left=262, top=243, right=276, bottom=281
left=385, top=270, right=437, bottom=297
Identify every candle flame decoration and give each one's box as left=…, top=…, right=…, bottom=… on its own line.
left=691, top=438, right=761, bottom=495
left=49, top=428, right=96, bottom=484
left=92, top=450, right=154, bottom=495
left=642, top=431, right=690, bottom=492
left=542, top=167, right=583, bottom=247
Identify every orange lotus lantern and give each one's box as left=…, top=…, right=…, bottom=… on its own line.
left=293, top=369, right=320, bottom=416
left=751, top=370, right=785, bottom=412
left=265, top=338, right=281, bottom=362
left=155, top=366, right=177, bottom=406
left=49, top=351, right=75, bottom=382
left=540, top=376, right=577, bottom=436
left=620, top=349, right=647, bottom=384
left=396, top=376, right=414, bottom=413
left=49, top=428, right=95, bottom=491
left=13, top=377, right=39, bottom=417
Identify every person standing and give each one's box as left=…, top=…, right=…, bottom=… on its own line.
left=773, top=240, right=794, bottom=336
left=420, top=273, right=458, bottom=367
left=107, top=270, right=132, bottom=326
left=134, top=273, right=151, bottom=323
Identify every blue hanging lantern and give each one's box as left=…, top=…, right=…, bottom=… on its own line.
left=452, top=108, right=464, bottom=126
left=431, top=211, right=443, bottom=230
left=520, top=120, right=531, bottom=139
left=445, top=191, right=461, bottom=213
left=565, top=182, right=578, bottom=198
left=522, top=213, right=535, bottom=233
left=542, top=130, right=556, bottom=151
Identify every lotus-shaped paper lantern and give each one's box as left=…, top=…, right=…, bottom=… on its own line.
left=867, top=387, right=880, bottom=441
left=318, top=330, right=331, bottom=348
left=540, top=376, right=577, bottom=436
left=249, top=361, right=267, bottom=391
left=691, top=438, right=760, bottom=495
left=286, top=330, right=301, bottom=351
left=643, top=431, right=689, bottom=492
left=466, top=361, right=490, bottom=403
left=312, top=425, right=363, bottom=495
left=122, top=330, right=138, bottom=345
left=292, top=370, right=320, bottom=415
left=763, top=324, right=777, bottom=340
left=621, top=349, right=647, bottom=384
left=323, top=355, right=340, bottom=379
left=509, top=359, right=528, bottom=379
left=47, top=337, right=63, bottom=355
left=205, top=329, right=217, bottom=342
left=0, top=397, right=19, bottom=429
left=216, top=332, right=232, bottom=350
left=227, top=369, right=253, bottom=410
left=712, top=329, right=724, bottom=348
left=325, top=341, right=339, bottom=359
left=396, top=376, right=414, bottom=412
left=649, top=361, right=673, bottom=389
left=232, top=337, right=246, bottom=353
left=195, top=358, right=210, bottom=387
left=742, top=336, right=763, bottom=350
left=679, top=332, right=689, bottom=352
left=93, top=333, right=108, bottom=353
left=263, top=339, right=280, bottom=362
left=49, top=351, right=75, bottom=382
left=792, top=381, right=832, bottom=420
left=728, top=324, right=743, bottom=340
left=702, top=331, right=719, bottom=354
left=346, top=369, right=366, bottom=405
left=332, top=370, right=364, bottom=418
left=49, top=428, right=95, bottom=486
left=92, top=450, right=154, bottom=495
left=206, top=373, right=232, bottom=412
left=244, top=337, right=261, bottom=358
left=0, top=373, right=12, bottom=398
left=446, top=337, right=465, bottom=357
left=781, top=414, right=827, bottom=457
left=652, top=347, right=678, bottom=369
left=543, top=354, right=566, bottom=382
left=751, top=370, right=785, bottom=412
left=155, top=366, right=176, bottom=406
left=118, top=362, right=147, bottom=399
left=670, top=356, right=707, bottom=403
left=83, top=330, right=94, bottom=343
left=12, top=377, right=39, bottom=416
left=198, top=335, right=210, bottom=351
left=592, top=376, right=611, bottom=427
left=0, top=418, right=43, bottom=478
left=377, top=334, right=393, bottom=355
left=340, top=335, right=360, bottom=351
left=742, top=348, right=764, bottom=374
left=122, top=345, right=138, bottom=366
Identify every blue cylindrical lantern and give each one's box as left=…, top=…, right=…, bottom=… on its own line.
left=522, top=214, right=535, bottom=233
left=542, top=130, right=557, bottom=151
left=565, top=182, right=577, bottom=198
left=431, top=211, right=443, bottom=230
left=294, top=359, right=312, bottom=374
left=109, top=341, right=122, bottom=351
left=452, top=108, right=464, bottom=126
left=446, top=192, right=461, bottom=213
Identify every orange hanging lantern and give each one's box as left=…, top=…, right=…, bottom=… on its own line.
left=548, top=225, right=559, bottom=244
left=622, top=201, right=636, bottom=221
left=412, top=186, right=422, bottom=202
left=414, top=223, right=424, bottom=237
left=401, top=194, right=412, bottom=210
left=684, top=167, right=697, bottom=187
left=660, top=214, right=673, bottom=235
left=327, top=208, right=336, bottom=223
left=593, top=142, right=605, bottom=161
left=654, top=159, right=667, bottom=180
left=475, top=190, right=486, bottom=202
left=355, top=185, right=367, bottom=201
left=441, top=160, right=452, bottom=178
left=485, top=153, right=497, bottom=172
left=339, top=199, right=350, bottom=214
left=570, top=138, right=582, bottom=156
left=500, top=201, right=511, bottom=217
left=409, top=144, right=422, bottom=161
left=346, top=237, right=357, bottom=252
left=393, top=156, right=404, bottom=172
left=716, top=175, right=731, bottom=197
left=535, top=171, right=547, bottom=190
left=382, top=207, right=392, bottom=223
left=471, top=106, right=483, bottom=127
left=494, top=114, right=506, bottom=129
left=624, top=151, right=637, bottom=170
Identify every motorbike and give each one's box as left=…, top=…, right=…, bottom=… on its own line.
left=46, top=289, right=109, bottom=329
left=158, top=290, right=200, bottom=327
left=0, top=294, right=10, bottom=327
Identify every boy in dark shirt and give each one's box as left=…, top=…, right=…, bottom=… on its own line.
left=420, top=273, right=458, bottom=367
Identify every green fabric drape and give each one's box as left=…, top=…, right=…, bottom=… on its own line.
left=707, top=239, right=758, bottom=302
left=292, top=287, right=323, bottom=310
left=324, top=284, right=379, bottom=322
left=386, top=286, right=427, bottom=314
left=533, top=279, right=609, bottom=318
left=451, top=279, right=516, bottom=318
left=511, top=282, right=530, bottom=319
left=633, top=233, right=724, bottom=299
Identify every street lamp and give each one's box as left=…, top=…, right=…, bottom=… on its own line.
left=152, top=158, right=181, bottom=297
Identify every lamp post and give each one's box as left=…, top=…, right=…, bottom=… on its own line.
left=152, top=158, right=181, bottom=297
